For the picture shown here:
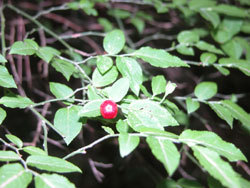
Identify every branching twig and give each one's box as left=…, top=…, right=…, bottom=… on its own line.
left=33, top=3, right=69, bottom=19
left=63, top=133, right=179, bottom=160
left=7, top=4, right=73, bottom=51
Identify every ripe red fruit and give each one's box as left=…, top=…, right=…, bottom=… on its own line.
left=100, top=100, right=118, bottom=119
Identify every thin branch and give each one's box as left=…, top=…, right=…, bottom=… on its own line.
left=32, top=100, right=50, bottom=146
left=135, top=33, right=177, bottom=48
left=59, top=31, right=106, bottom=40
left=63, top=132, right=179, bottom=160
left=88, top=158, right=105, bottom=182
left=33, top=3, right=69, bottom=19
left=6, top=4, right=73, bottom=51
left=115, top=15, right=135, bottom=49
left=29, top=107, right=64, bottom=137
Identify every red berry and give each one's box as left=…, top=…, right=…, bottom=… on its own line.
left=100, top=100, right=118, bottom=119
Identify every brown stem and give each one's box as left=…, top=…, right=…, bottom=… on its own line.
left=31, top=101, right=50, bottom=146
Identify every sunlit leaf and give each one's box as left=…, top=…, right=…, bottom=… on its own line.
left=103, top=29, right=125, bottom=54
left=194, top=82, right=217, bottom=100
left=179, top=129, right=247, bottom=162
left=35, top=173, right=75, bottom=188
left=119, top=133, right=140, bottom=157
left=26, top=155, right=82, bottom=173
left=0, top=65, right=17, bottom=88
left=0, top=163, right=32, bottom=188
left=116, top=57, right=143, bottom=96
left=133, top=47, right=189, bottom=68
left=147, top=136, right=180, bottom=176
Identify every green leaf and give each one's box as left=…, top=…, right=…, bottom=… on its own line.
left=173, top=0, right=186, bottom=6
left=78, top=99, right=104, bottom=117
left=0, top=151, right=20, bottom=161
left=188, top=0, right=216, bottom=10
left=146, top=136, right=180, bottom=176
left=221, top=39, right=243, bottom=59
left=156, top=179, right=178, bottom=188
left=154, top=1, right=169, bottom=13
left=35, top=173, right=75, bottom=188
left=192, top=145, right=242, bottom=188
left=103, top=29, right=125, bottom=55
left=54, top=107, right=82, bottom=145
left=163, top=99, right=180, bottom=112
left=101, top=126, right=114, bottom=135
left=241, top=21, right=250, bottom=34
left=0, top=65, right=17, bottom=88
left=130, top=17, right=145, bottom=34
left=36, top=46, right=60, bottom=63
left=96, top=56, right=113, bottom=74
left=116, top=119, right=129, bottom=133
left=237, top=177, right=250, bottom=188
left=0, top=95, right=34, bottom=109
left=218, top=58, right=250, bottom=76
left=135, top=126, right=179, bottom=139
left=0, top=107, right=7, bottom=124
left=177, top=31, right=200, bottom=44
left=179, top=129, right=247, bottom=162
left=5, top=134, right=23, bottom=148
left=49, top=82, right=74, bottom=101
left=0, top=54, right=7, bottom=63
left=9, top=39, right=39, bottom=55
left=200, top=52, right=217, bottom=65
left=192, top=28, right=209, bottom=38
left=51, top=58, right=75, bottom=81
left=186, top=97, right=200, bottom=114
left=207, top=176, right=224, bottom=188
left=0, top=163, right=32, bottom=188
left=178, top=6, right=194, bottom=18
left=136, top=11, right=153, bottom=21
left=118, top=133, right=140, bottom=157
left=127, top=100, right=178, bottom=131
left=108, top=9, right=131, bottom=19
left=107, top=77, right=130, bottom=102
left=116, top=57, right=143, bottom=96
left=213, top=64, right=230, bottom=76
left=177, top=178, right=203, bottom=188
left=67, top=0, right=97, bottom=16
left=26, top=155, right=82, bottom=173
left=133, top=46, right=189, bottom=68
left=165, top=81, right=177, bottom=97
left=194, top=82, right=218, bottom=100
left=212, top=18, right=242, bottom=43
left=140, top=85, right=151, bottom=98
left=199, top=9, right=220, bottom=28
left=176, top=45, right=195, bottom=56
left=195, top=41, right=224, bottom=55
left=92, top=66, right=119, bottom=87
left=68, top=0, right=97, bottom=15
left=234, top=37, right=250, bottom=60
left=210, top=4, right=248, bottom=18
left=209, top=102, right=233, bottom=128
left=174, top=110, right=189, bottom=126
left=87, top=85, right=102, bottom=100
left=23, top=146, right=47, bottom=156
left=152, top=75, right=167, bottom=96
left=239, top=0, right=250, bottom=5
left=222, top=100, right=250, bottom=129
left=98, top=18, right=113, bottom=32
